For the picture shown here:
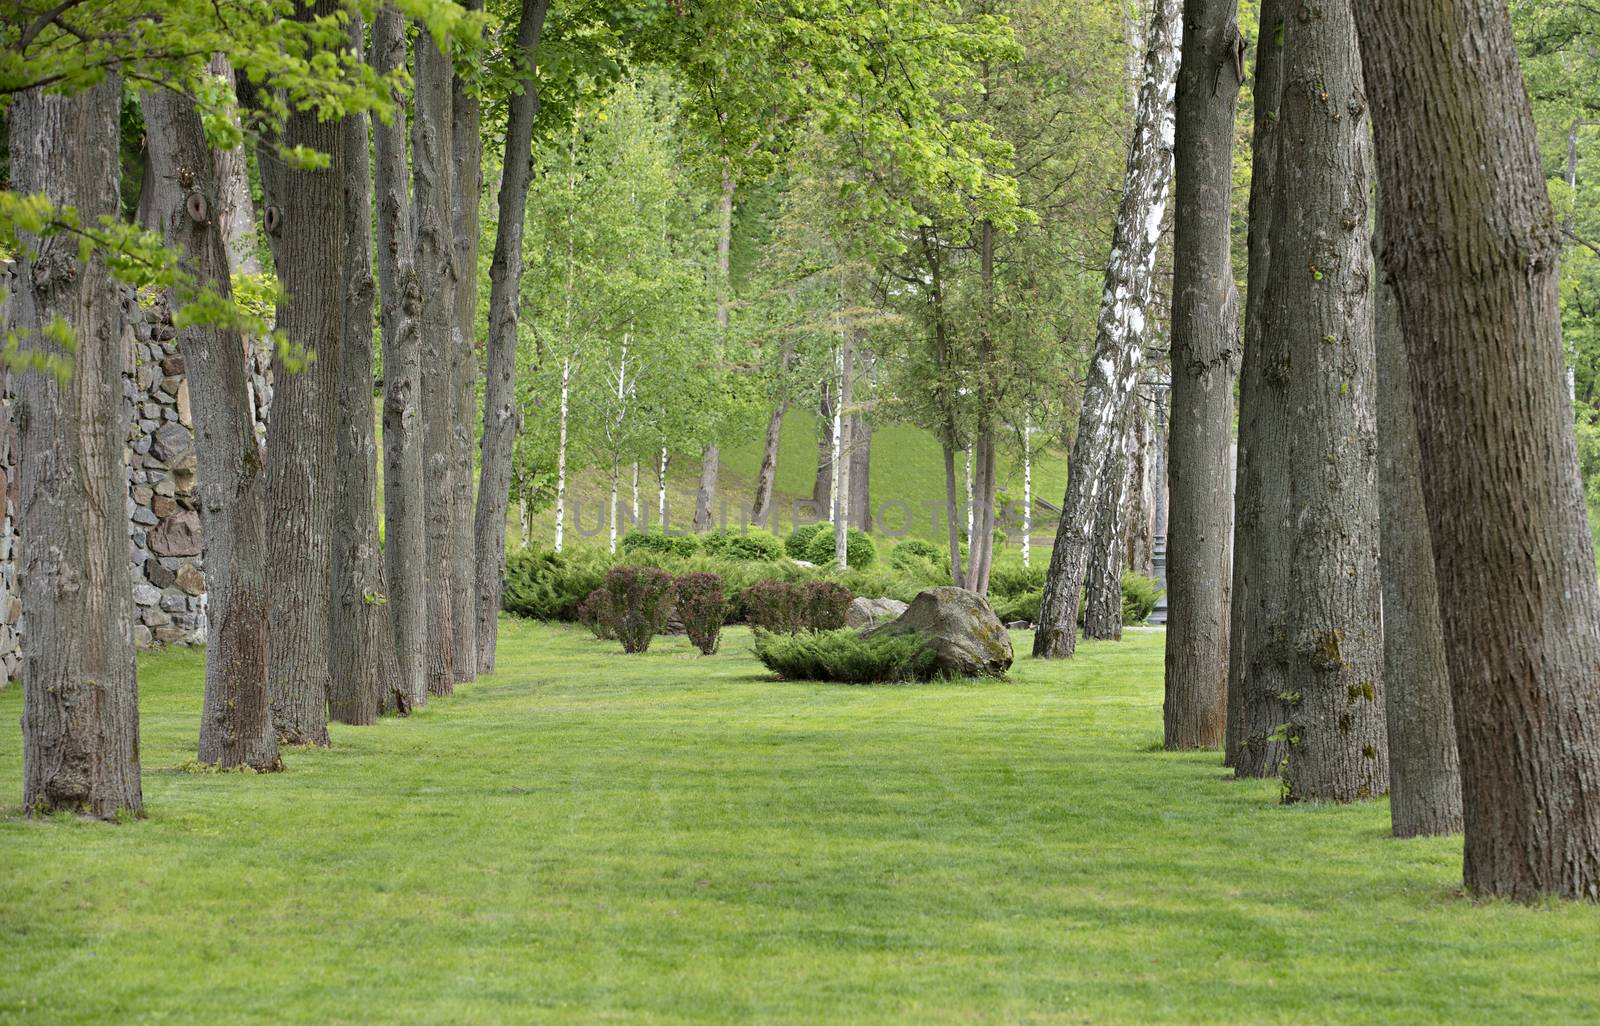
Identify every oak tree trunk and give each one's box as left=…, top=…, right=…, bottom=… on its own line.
left=372, top=6, right=429, bottom=711
left=1272, top=0, right=1387, bottom=803
left=751, top=401, right=786, bottom=529
left=1162, top=0, right=1242, bottom=746
left=414, top=20, right=458, bottom=696
left=475, top=0, right=551, bottom=673
left=11, top=78, right=147, bottom=815
left=1374, top=217, right=1462, bottom=837
left=1034, top=0, right=1180, bottom=658
left=1227, top=0, right=1292, bottom=776
left=142, top=87, right=281, bottom=771
left=1355, top=0, right=1600, bottom=898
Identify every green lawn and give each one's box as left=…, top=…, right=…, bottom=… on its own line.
left=2, top=621, right=1596, bottom=1025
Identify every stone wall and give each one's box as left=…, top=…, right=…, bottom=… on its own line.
left=0, top=274, right=273, bottom=678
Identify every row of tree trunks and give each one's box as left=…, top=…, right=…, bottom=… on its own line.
left=142, top=88, right=281, bottom=771
left=414, top=24, right=459, bottom=697
left=476, top=0, right=552, bottom=673
left=1355, top=0, right=1600, bottom=900
left=373, top=6, right=430, bottom=711
left=330, top=17, right=403, bottom=724
left=10, top=78, right=148, bottom=815
left=1270, top=0, right=1386, bottom=804
left=1033, top=0, right=1180, bottom=658
left=1226, top=0, right=1291, bottom=777
left=1161, top=0, right=1241, bottom=747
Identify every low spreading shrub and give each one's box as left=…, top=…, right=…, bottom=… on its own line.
left=752, top=628, right=941, bottom=683
left=674, top=573, right=727, bottom=655
left=802, top=525, right=876, bottom=569
left=600, top=566, right=677, bottom=653
left=784, top=521, right=832, bottom=560
left=987, top=552, right=1046, bottom=601
left=502, top=546, right=613, bottom=620
left=700, top=528, right=785, bottom=562
left=992, top=588, right=1043, bottom=626
left=619, top=528, right=701, bottom=559
left=889, top=538, right=942, bottom=569
left=1121, top=571, right=1164, bottom=625
left=576, top=588, right=614, bottom=638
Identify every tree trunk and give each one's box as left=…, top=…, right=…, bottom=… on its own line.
left=450, top=0, right=484, bottom=684
left=812, top=385, right=833, bottom=516
left=1033, top=0, right=1180, bottom=658
left=657, top=447, right=669, bottom=529
left=11, top=78, right=147, bottom=815
left=1272, top=0, right=1386, bottom=803
left=848, top=410, right=871, bottom=531
left=833, top=338, right=854, bottom=571
left=259, top=0, right=343, bottom=745
left=142, top=87, right=281, bottom=771
left=1161, top=0, right=1242, bottom=746
left=414, top=20, right=457, bottom=696
left=751, top=402, right=786, bottom=529
left=609, top=456, right=621, bottom=554
left=694, top=445, right=720, bottom=533
left=943, top=443, right=967, bottom=589
left=1355, top=0, right=1600, bottom=898
left=1375, top=215, right=1461, bottom=837
left=554, top=356, right=569, bottom=551
left=1121, top=386, right=1156, bottom=577
left=372, top=5, right=428, bottom=711
left=475, top=0, right=551, bottom=672
left=1021, top=418, right=1033, bottom=569
left=1085, top=408, right=1131, bottom=640
left=330, top=26, right=404, bottom=725
left=206, top=56, right=261, bottom=278
left=695, top=172, right=736, bottom=534
left=1227, top=0, right=1292, bottom=776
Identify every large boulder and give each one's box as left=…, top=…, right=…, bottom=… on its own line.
left=863, top=587, right=1013, bottom=677
left=846, top=596, right=908, bottom=629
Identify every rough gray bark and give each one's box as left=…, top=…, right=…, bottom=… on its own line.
left=1121, top=386, right=1155, bottom=577
left=449, top=0, right=483, bottom=683
left=206, top=56, right=262, bottom=278
left=968, top=221, right=999, bottom=596
left=694, top=173, right=735, bottom=533
left=414, top=20, right=458, bottom=696
left=11, top=79, right=146, bottom=816
left=1034, top=0, right=1180, bottom=657
left=258, top=0, right=341, bottom=745
left=475, top=0, right=550, bottom=673
left=1161, top=0, right=1242, bottom=746
left=372, top=6, right=428, bottom=711
left=832, top=336, right=854, bottom=570
left=1374, top=218, right=1461, bottom=837
left=1354, top=0, right=1600, bottom=898
left=142, top=88, right=281, bottom=772
left=1271, top=0, right=1386, bottom=803
left=751, top=401, right=787, bottom=528
left=1227, top=0, right=1291, bottom=776
left=1085, top=407, right=1131, bottom=640
left=848, top=410, right=871, bottom=530
left=330, top=27, right=404, bottom=725
left=811, top=385, right=833, bottom=516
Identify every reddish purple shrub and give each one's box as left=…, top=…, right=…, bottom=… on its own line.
left=577, top=587, right=614, bottom=640
left=741, top=580, right=809, bottom=633
left=674, top=573, right=727, bottom=655
left=601, top=566, right=677, bottom=653
left=804, top=581, right=855, bottom=631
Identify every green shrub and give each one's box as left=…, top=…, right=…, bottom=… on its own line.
left=576, top=588, right=613, bottom=639
left=1121, top=571, right=1164, bottom=625
left=837, top=565, right=933, bottom=603
left=752, top=628, right=941, bottom=683
left=741, top=580, right=810, bottom=633
left=988, top=552, right=1046, bottom=600
left=502, top=546, right=613, bottom=620
left=620, top=528, right=701, bottom=559
left=784, top=521, right=832, bottom=559
left=890, top=539, right=942, bottom=569
left=600, top=566, right=677, bottom=653
left=804, top=581, right=854, bottom=630
left=802, top=525, right=876, bottom=569
left=992, top=588, right=1043, bottom=625
left=701, top=528, right=785, bottom=562
left=674, top=573, right=727, bottom=655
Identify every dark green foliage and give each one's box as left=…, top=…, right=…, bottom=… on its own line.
left=601, top=566, right=678, bottom=653
left=890, top=538, right=942, bottom=569
left=620, top=528, right=702, bottom=559
left=503, top=547, right=613, bottom=620
left=802, top=525, right=877, bottom=569
left=784, top=521, right=832, bottom=559
left=577, top=588, right=614, bottom=639
left=987, top=553, right=1047, bottom=601
left=674, top=573, right=727, bottom=655
left=993, top=589, right=1043, bottom=626
left=741, top=580, right=811, bottom=633
left=1120, top=572, right=1164, bottom=625
left=804, top=581, right=854, bottom=630
left=752, top=628, right=942, bottom=683
left=701, top=528, right=785, bottom=562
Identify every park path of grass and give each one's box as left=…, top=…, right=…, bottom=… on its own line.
left=1, top=620, right=1596, bottom=1026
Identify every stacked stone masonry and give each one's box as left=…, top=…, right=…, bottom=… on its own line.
left=0, top=270, right=272, bottom=679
